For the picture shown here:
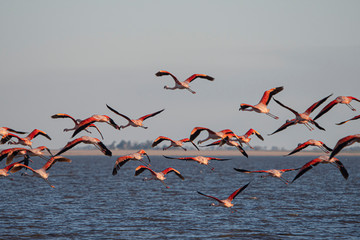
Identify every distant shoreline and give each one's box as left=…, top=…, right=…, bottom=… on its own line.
left=51, top=149, right=360, bottom=157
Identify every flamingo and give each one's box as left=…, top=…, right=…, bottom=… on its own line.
left=270, top=94, right=332, bottom=133
left=0, top=127, right=27, bottom=144
left=239, top=86, right=284, bottom=119
left=234, top=168, right=299, bottom=184
left=7, top=129, right=51, bottom=148
left=201, top=138, right=248, bottom=157
left=71, top=114, right=119, bottom=138
left=197, top=182, right=250, bottom=209
left=336, top=115, right=360, bottom=125
left=151, top=136, right=199, bottom=151
left=106, top=104, right=164, bottom=130
left=163, top=155, right=231, bottom=171
left=292, top=155, right=349, bottom=183
left=155, top=70, right=214, bottom=94
left=286, top=139, right=332, bottom=156
left=51, top=113, right=104, bottom=139
left=329, top=134, right=360, bottom=159
left=189, top=127, right=240, bottom=145
left=10, top=155, right=72, bottom=188
left=55, top=136, right=112, bottom=157
left=1, top=146, right=52, bottom=165
left=112, top=149, right=150, bottom=175
left=0, top=159, right=31, bottom=177
left=314, top=96, right=360, bottom=121
left=134, top=165, right=184, bottom=188
left=236, top=128, right=264, bottom=149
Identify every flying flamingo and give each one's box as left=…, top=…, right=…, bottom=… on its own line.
left=336, top=115, right=360, bottom=125
left=329, top=134, right=360, bottom=159
left=239, top=86, right=284, bottom=119
left=10, top=155, right=72, bottom=188
left=286, top=139, right=332, bottom=156
left=55, top=136, right=112, bottom=157
left=0, top=159, right=31, bottom=177
left=201, top=138, right=248, bottom=157
left=112, top=149, right=150, bottom=175
left=7, top=129, right=51, bottom=148
left=163, top=155, right=231, bottom=171
left=106, top=104, right=164, bottom=130
left=0, top=127, right=27, bottom=144
left=314, top=96, right=360, bottom=121
left=71, top=114, right=119, bottom=138
left=1, top=146, right=52, bottom=165
left=51, top=113, right=104, bottom=139
left=235, top=128, right=264, bottom=149
left=134, top=165, right=184, bottom=188
left=155, top=70, right=214, bottom=94
left=234, top=168, right=299, bottom=184
left=292, top=155, right=349, bottom=183
left=270, top=94, right=332, bottom=133
left=197, top=182, right=250, bottom=210
left=189, top=127, right=240, bottom=145
left=151, top=136, right=199, bottom=151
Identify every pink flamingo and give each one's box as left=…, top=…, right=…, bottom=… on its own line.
left=234, top=168, right=299, bottom=184
left=197, top=182, right=250, bottom=209
left=155, top=70, right=214, bottom=94
left=329, top=134, right=360, bottom=159
left=71, top=114, right=119, bottom=138
left=314, top=96, right=360, bottom=121
left=1, top=146, right=52, bottom=165
left=189, top=127, right=240, bottom=145
left=239, top=86, right=284, bottom=119
left=112, top=149, right=150, bottom=175
left=271, top=94, right=332, bottom=133
left=201, top=135, right=248, bottom=158
left=152, top=136, right=199, bottom=151
left=286, top=139, right=332, bottom=156
left=292, top=155, right=349, bottom=183
left=0, top=127, right=27, bottom=144
left=51, top=113, right=104, bottom=139
left=106, top=104, right=164, bottom=130
left=134, top=165, right=184, bottom=188
left=163, top=155, right=231, bottom=171
left=55, top=136, right=112, bottom=157
left=10, top=155, right=72, bottom=188
left=7, top=129, right=51, bottom=148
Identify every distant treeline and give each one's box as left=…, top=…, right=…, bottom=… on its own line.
left=78, top=140, right=360, bottom=152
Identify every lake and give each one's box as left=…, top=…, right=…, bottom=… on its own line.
left=1, top=154, right=359, bottom=239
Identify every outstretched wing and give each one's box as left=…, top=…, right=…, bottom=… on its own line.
left=304, top=94, right=333, bottom=115
left=197, top=191, right=222, bottom=203
left=106, top=104, right=132, bottom=122
left=336, top=114, right=360, bottom=125
left=292, top=158, right=322, bottom=183
left=138, top=109, right=165, bottom=121
left=228, top=182, right=250, bottom=201
left=273, top=98, right=299, bottom=117
left=234, top=168, right=268, bottom=174
left=287, top=142, right=310, bottom=156
left=184, top=74, right=214, bottom=83
left=260, top=86, right=284, bottom=106
left=268, top=119, right=297, bottom=136
left=51, top=113, right=78, bottom=125
left=329, top=135, right=359, bottom=159
left=162, top=167, right=185, bottom=180
left=27, top=129, right=51, bottom=141
left=313, top=98, right=339, bottom=120
left=155, top=70, right=182, bottom=85
left=152, top=136, right=173, bottom=147
left=334, top=160, right=349, bottom=180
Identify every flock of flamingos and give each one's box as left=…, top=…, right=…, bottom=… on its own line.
left=1, top=70, right=360, bottom=209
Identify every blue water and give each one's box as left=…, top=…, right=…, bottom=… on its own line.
left=1, top=154, right=359, bottom=239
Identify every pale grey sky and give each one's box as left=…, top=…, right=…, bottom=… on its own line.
left=1, top=0, right=359, bottom=151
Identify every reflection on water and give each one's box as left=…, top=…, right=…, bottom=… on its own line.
left=1, top=155, right=359, bottom=239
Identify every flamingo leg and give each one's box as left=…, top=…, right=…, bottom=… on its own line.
left=346, top=103, right=356, bottom=111
left=266, top=112, right=279, bottom=119
left=160, top=180, right=170, bottom=188
left=303, top=122, right=314, bottom=131
left=319, top=145, right=330, bottom=153
left=279, top=176, right=290, bottom=185
left=186, top=88, right=196, bottom=94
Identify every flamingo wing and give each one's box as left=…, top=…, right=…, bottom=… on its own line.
left=152, top=136, right=173, bottom=147
left=209, top=157, right=231, bottom=161
left=155, top=70, right=182, bottom=85
left=336, top=114, right=360, bottom=125
left=273, top=98, right=299, bottom=117
left=4, top=127, right=27, bottom=135
left=228, top=182, right=250, bottom=201
left=334, top=160, right=349, bottom=180
left=51, top=113, right=78, bottom=125
left=71, top=117, right=97, bottom=138
left=239, top=103, right=255, bottom=111
left=10, top=163, right=35, bottom=174
left=88, top=124, right=105, bottom=140
left=304, top=94, right=333, bottom=115
left=180, top=138, right=200, bottom=151
left=234, top=168, right=268, bottom=174
left=106, top=104, right=132, bottom=122
left=138, top=109, right=165, bottom=121
left=162, top=167, right=185, bottom=180
left=330, top=135, right=360, bottom=159
left=55, top=137, right=84, bottom=156
left=313, top=98, right=339, bottom=120
left=197, top=191, right=223, bottom=203
left=134, top=165, right=156, bottom=176
left=163, top=155, right=195, bottom=161
left=261, top=86, right=284, bottom=105
left=268, top=119, right=297, bottom=136
left=95, top=141, right=112, bottom=156
left=245, top=129, right=264, bottom=141
left=184, top=74, right=214, bottom=83
left=201, top=140, right=221, bottom=147
left=44, top=156, right=72, bottom=171
left=189, top=127, right=211, bottom=142
left=287, top=142, right=310, bottom=156
left=112, top=156, right=132, bottom=175
left=292, top=158, right=323, bottom=183
left=28, top=129, right=51, bottom=141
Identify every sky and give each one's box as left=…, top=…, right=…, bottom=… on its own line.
left=1, top=0, right=360, bottom=152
